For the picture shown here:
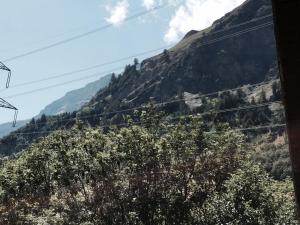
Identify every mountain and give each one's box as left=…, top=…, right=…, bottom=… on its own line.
left=79, top=0, right=275, bottom=120
left=0, top=0, right=278, bottom=155
left=0, top=74, right=112, bottom=139
left=0, top=119, right=29, bottom=139
left=38, top=74, right=112, bottom=117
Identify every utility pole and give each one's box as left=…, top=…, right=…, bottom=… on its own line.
left=0, top=62, right=18, bottom=126
left=271, top=0, right=300, bottom=215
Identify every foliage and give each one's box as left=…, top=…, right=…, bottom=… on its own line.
left=0, top=110, right=296, bottom=225
left=194, top=165, right=297, bottom=225
left=254, top=143, right=291, bottom=180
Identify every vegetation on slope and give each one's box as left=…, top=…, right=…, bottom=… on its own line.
left=0, top=77, right=283, bottom=155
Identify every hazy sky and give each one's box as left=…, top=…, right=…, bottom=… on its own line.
left=0, top=0, right=245, bottom=124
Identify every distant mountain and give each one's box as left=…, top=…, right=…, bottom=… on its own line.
left=0, top=74, right=112, bottom=138
left=38, top=74, right=112, bottom=116
left=0, top=119, right=29, bottom=139
left=0, top=0, right=278, bottom=155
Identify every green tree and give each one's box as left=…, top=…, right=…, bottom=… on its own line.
left=0, top=109, right=297, bottom=225
left=163, top=49, right=170, bottom=63
left=196, top=164, right=297, bottom=225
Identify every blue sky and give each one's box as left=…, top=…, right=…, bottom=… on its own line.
left=0, top=0, right=245, bottom=124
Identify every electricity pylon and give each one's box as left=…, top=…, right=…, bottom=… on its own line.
left=0, top=62, right=18, bottom=127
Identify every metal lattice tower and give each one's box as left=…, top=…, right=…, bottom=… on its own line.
left=0, top=62, right=18, bottom=126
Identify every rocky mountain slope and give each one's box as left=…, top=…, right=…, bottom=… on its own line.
left=0, top=0, right=279, bottom=155
left=80, top=0, right=275, bottom=120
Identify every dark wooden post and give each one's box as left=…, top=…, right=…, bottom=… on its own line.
left=271, top=0, right=300, bottom=214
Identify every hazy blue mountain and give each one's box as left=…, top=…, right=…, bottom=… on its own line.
left=0, top=74, right=112, bottom=138
left=0, top=119, right=29, bottom=139
left=38, top=74, right=112, bottom=116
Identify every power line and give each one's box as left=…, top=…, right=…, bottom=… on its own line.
left=161, top=101, right=283, bottom=124
left=3, top=66, right=124, bottom=99
left=114, top=20, right=273, bottom=99
left=199, top=101, right=282, bottom=117
left=0, top=17, right=277, bottom=134
left=120, top=21, right=274, bottom=98
left=3, top=12, right=272, bottom=56
left=13, top=100, right=283, bottom=135
left=3, top=21, right=275, bottom=100
left=193, top=21, right=273, bottom=48
left=20, top=78, right=280, bottom=128
left=14, top=122, right=287, bottom=150
left=236, top=123, right=286, bottom=132
left=158, top=79, right=280, bottom=106
left=2, top=3, right=171, bottom=63
left=0, top=62, right=12, bottom=88
left=0, top=14, right=273, bottom=91
left=0, top=61, right=18, bottom=127
left=0, top=6, right=154, bottom=54
left=74, top=85, right=281, bottom=123
left=11, top=78, right=280, bottom=129
left=0, top=97, right=17, bottom=110
left=2, top=4, right=272, bottom=63
left=0, top=46, right=167, bottom=91
left=0, top=17, right=277, bottom=138
left=95, top=101, right=283, bottom=129
left=206, top=14, right=273, bottom=36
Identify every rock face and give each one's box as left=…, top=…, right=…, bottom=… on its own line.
left=0, top=0, right=278, bottom=155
